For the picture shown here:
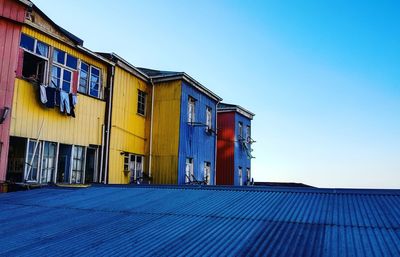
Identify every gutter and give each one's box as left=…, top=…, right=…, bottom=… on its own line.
left=214, top=100, right=221, bottom=185
left=104, top=65, right=115, bottom=184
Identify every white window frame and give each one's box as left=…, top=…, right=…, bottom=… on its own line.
left=19, top=34, right=49, bottom=84
left=188, top=97, right=195, bottom=123
left=185, top=158, right=194, bottom=183
left=51, top=64, right=74, bottom=92
left=89, top=66, right=101, bottom=98
left=246, top=168, right=251, bottom=185
left=238, top=167, right=243, bottom=186
left=137, top=90, right=147, bottom=116
left=78, top=60, right=90, bottom=94
left=204, top=162, right=211, bottom=185
left=238, top=122, right=243, bottom=140
left=206, top=107, right=212, bottom=131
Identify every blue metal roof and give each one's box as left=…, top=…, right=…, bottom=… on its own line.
left=0, top=185, right=399, bottom=256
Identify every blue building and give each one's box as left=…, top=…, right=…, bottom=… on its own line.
left=217, top=103, right=255, bottom=186
left=138, top=68, right=222, bottom=185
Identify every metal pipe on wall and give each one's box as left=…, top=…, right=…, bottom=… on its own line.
left=148, top=78, right=155, bottom=180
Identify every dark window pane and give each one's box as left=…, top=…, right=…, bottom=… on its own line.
left=20, top=34, right=35, bottom=52
left=53, top=48, right=65, bottom=64
left=66, top=55, right=78, bottom=69
left=91, top=67, right=100, bottom=76
left=81, top=62, right=89, bottom=72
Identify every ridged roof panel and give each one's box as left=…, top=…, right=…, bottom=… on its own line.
left=0, top=186, right=399, bottom=256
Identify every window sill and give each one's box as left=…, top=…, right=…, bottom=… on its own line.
left=136, top=113, right=146, bottom=118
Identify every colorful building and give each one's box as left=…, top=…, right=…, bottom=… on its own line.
left=139, top=68, right=222, bottom=185
left=0, top=0, right=29, bottom=186
left=4, top=2, right=113, bottom=185
left=216, top=103, right=255, bottom=186
left=98, top=53, right=152, bottom=184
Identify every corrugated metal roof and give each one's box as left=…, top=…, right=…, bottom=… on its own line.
left=0, top=185, right=399, bottom=256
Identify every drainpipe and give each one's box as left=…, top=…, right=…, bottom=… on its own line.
left=214, top=100, right=220, bottom=185
left=99, top=124, right=105, bottom=182
left=104, top=65, right=115, bottom=184
left=148, top=78, right=155, bottom=180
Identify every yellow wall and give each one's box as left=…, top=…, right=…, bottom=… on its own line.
left=9, top=27, right=108, bottom=147
left=108, top=66, right=152, bottom=184
left=151, top=81, right=182, bottom=184
left=10, top=79, right=105, bottom=146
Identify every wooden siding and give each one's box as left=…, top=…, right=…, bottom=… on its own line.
left=234, top=112, right=252, bottom=185
left=177, top=81, right=218, bottom=185
left=0, top=0, right=26, bottom=22
left=151, top=81, right=182, bottom=184
left=0, top=0, right=25, bottom=180
left=10, top=79, right=105, bottom=146
left=108, top=67, right=152, bottom=184
left=216, top=112, right=235, bottom=185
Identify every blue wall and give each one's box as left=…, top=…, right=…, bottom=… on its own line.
left=234, top=113, right=252, bottom=186
left=177, top=81, right=218, bottom=185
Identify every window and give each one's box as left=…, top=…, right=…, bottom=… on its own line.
left=53, top=48, right=77, bottom=69
left=51, top=65, right=73, bottom=92
left=124, top=153, right=144, bottom=183
left=19, top=33, right=49, bottom=84
left=185, top=158, right=194, bottom=183
left=71, top=146, right=85, bottom=184
left=78, top=63, right=101, bottom=98
left=25, top=139, right=41, bottom=182
left=238, top=122, right=243, bottom=140
left=246, top=126, right=251, bottom=143
left=246, top=168, right=251, bottom=185
left=206, top=107, right=212, bottom=131
left=78, top=62, right=89, bottom=94
left=238, top=167, right=243, bottom=186
left=204, top=162, right=211, bottom=185
left=188, top=97, right=195, bottom=123
left=51, top=48, right=77, bottom=92
left=137, top=90, right=147, bottom=115
left=90, top=66, right=100, bottom=97
left=40, top=142, right=57, bottom=183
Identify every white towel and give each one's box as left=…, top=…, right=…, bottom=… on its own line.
left=40, top=85, right=48, bottom=104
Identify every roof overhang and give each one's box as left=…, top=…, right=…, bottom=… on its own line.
left=217, top=104, right=255, bottom=120
left=150, top=73, right=222, bottom=102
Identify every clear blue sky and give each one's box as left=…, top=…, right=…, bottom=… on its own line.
left=34, top=0, right=400, bottom=188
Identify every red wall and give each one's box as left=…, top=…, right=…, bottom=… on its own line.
left=0, top=0, right=26, bottom=181
left=216, top=112, right=235, bottom=185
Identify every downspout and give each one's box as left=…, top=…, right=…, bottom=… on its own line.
left=214, top=100, right=221, bottom=185
left=104, top=65, right=115, bottom=184
left=148, top=78, right=155, bottom=181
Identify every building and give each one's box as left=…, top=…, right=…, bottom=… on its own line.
left=139, top=68, right=222, bottom=185
left=0, top=0, right=29, bottom=187
left=1, top=185, right=399, bottom=256
left=4, top=1, right=113, bottom=185
left=98, top=53, right=152, bottom=184
left=216, top=103, right=255, bottom=186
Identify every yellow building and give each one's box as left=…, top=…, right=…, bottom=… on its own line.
left=6, top=3, right=113, bottom=184
left=99, top=53, right=152, bottom=184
